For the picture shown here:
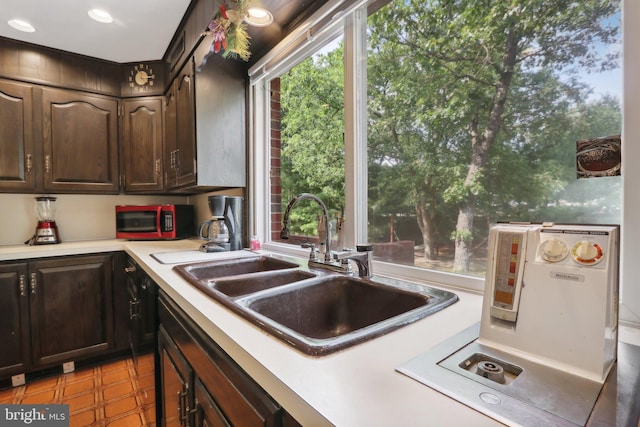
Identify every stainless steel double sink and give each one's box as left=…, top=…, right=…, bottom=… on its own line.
left=174, top=254, right=458, bottom=356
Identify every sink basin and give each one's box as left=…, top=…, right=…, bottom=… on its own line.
left=237, top=275, right=458, bottom=355
left=174, top=255, right=300, bottom=282
left=210, top=269, right=316, bottom=297
left=173, top=254, right=458, bottom=356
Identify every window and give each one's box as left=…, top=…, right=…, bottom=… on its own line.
left=366, top=0, right=622, bottom=278
left=269, top=37, right=345, bottom=247
left=251, top=0, right=628, bottom=304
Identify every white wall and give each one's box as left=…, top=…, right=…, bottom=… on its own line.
left=0, top=189, right=246, bottom=247
left=0, top=194, right=188, bottom=245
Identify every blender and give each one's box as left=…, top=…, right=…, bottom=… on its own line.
left=31, top=196, right=61, bottom=245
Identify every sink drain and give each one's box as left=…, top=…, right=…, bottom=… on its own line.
left=476, top=360, right=506, bottom=384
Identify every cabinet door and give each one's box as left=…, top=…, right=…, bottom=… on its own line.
left=122, top=97, right=164, bottom=192
left=0, top=263, right=30, bottom=377
left=124, top=258, right=157, bottom=360
left=164, top=84, right=178, bottom=188
left=42, top=88, right=119, bottom=193
left=139, top=271, right=158, bottom=346
left=29, top=254, right=114, bottom=367
left=159, top=325, right=193, bottom=427
left=159, top=292, right=281, bottom=427
left=169, top=58, right=197, bottom=190
left=0, top=80, right=37, bottom=192
left=112, top=253, right=130, bottom=352
left=194, top=378, right=230, bottom=427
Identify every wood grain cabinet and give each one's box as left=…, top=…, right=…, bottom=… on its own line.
left=165, top=58, right=197, bottom=190
left=164, top=51, right=247, bottom=193
left=159, top=325, right=194, bottom=427
left=0, top=254, right=117, bottom=380
left=0, top=80, right=37, bottom=192
left=29, top=254, right=115, bottom=367
left=158, top=291, right=301, bottom=427
left=0, top=263, right=30, bottom=378
left=121, top=97, right=165, bottom=192
left=41, top=88, right=120, bottom=193
left=116, top=255, right=157, bottom=356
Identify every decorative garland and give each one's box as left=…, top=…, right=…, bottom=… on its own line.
left=204, top=0, right=252, bottom=62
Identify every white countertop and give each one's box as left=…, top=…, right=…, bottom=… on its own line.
left=2, top=239, right=639, bottom=426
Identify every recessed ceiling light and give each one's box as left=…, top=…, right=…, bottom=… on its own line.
left=245, top=7, right=273, bottom=27
left=88, top=9, right=113, bottom=24
left=8, top=19, right=35, bottom=33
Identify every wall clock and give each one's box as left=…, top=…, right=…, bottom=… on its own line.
left=128, top=63, right=155, bottom=92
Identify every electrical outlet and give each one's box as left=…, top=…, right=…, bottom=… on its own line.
left=62, top=361, right=75, bottom=373
left=11, top=374, right=25, bottom=387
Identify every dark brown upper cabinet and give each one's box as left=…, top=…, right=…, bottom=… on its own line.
left=0, top=79, right=38, bottom=192
left=165, top=58, right=197, bottom=190
left=164, top=49, right=247, bottom=193
left=41, top=88, right=120, bottom=193
left=121, top=97, right=165, bottom=192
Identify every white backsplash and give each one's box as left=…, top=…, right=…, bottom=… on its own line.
left=0, top=194, right=186, bottom=246
left=0, top=189, right=244, bottom=246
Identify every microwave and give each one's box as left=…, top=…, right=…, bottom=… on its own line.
left=116, top=205, right=195, bottom=240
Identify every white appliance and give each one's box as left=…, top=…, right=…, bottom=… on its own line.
left=479, top=223, right=618, bottom=383
left=397, top=223, right=630, bottom=427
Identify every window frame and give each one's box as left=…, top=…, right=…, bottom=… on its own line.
left=249, top=0, right=638, bottom=320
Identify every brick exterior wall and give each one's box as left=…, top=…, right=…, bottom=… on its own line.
left=270, top=78, right=282, bottom=242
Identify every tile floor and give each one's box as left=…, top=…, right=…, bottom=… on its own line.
left=0, top=353, right=156, bottom=426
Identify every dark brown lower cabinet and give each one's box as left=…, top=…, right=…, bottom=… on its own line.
left=194, top=377, right=231, bottom=427
left=30, top=254, right=114, bottom=367
left=0, top=263, right=30, bottom=378
left=158, top=291, right=302, bottom=427
left=159, top=325, right=193, bottom=427
left=0, top=253, right=117, bottom=380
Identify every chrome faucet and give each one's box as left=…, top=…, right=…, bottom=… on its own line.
left=281, top=194, right=374, bottom=277
left=280, top=193, right=333, bottom=262
left=334, top=245, right=374, bottom=278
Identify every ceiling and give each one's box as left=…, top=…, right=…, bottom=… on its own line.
left=0, top=0, right=327, bottom=64
left=0, top=0, right=192, bottom=63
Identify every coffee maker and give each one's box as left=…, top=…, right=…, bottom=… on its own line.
left=199, top=195, right=243, bottom=252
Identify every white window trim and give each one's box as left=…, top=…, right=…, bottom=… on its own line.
left=621, top=0, right=640, bottom=326
left=249, top=0, right=639, bottom=326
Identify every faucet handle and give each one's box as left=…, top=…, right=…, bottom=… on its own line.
left=301, top=243, right=319, bottom=261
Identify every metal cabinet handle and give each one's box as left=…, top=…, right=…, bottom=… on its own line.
left=30, top=273, right=37, bottom=295
left=26, top=154, right=33, bottom=173
left=178, top=385, right=189, bottom=426
left=155, top=159, right=161, bottom=177
left=124, top=266, right=136, bottom=273
left=19, top=275, right=26, bottom=297
left=45, top=155, right=51, bottom=174
left=129, top=299, right=141, bottom=320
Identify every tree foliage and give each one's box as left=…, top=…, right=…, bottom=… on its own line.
left=276, top=0, right=621, bottom=271
left=279, top=45, right=345, bottom=235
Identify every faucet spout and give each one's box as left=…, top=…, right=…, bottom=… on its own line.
left=281, top=193, right=332, bottom=262
left=335, top=244, right=374, bottom=278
